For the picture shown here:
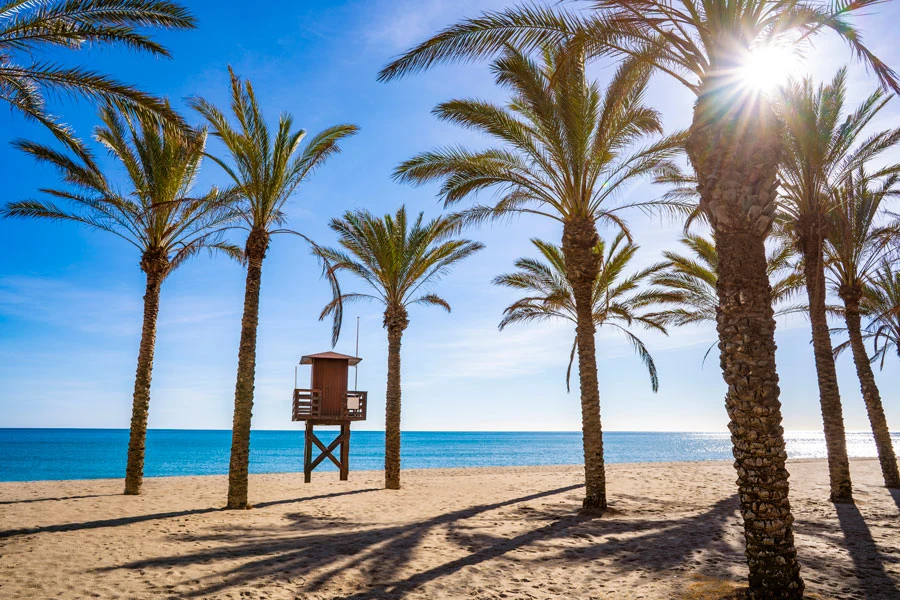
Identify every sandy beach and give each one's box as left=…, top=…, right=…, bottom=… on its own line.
left=0, top=458, right=897, bottom=599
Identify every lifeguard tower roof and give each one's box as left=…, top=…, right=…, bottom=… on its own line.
left=299, top=351, right=362, bottom=366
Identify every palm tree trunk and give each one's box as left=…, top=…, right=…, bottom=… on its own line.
left=562, top=217, right=606, bottom=514
left=841, top=290, right=900, bottom=488
left=384, top=305, right=408, bottom=490
left=686, top=90, right=804, bottom=598
left=226, top=228, right=269, bottom=509
left=123, top=262, right=166, bottom=495
left=800, top=226, right=853, bottom=502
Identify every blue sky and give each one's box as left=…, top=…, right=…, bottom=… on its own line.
left=2, top=0, right=900, bottom=432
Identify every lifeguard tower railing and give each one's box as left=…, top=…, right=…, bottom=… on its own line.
left=292, top=389, right=368, bottom=421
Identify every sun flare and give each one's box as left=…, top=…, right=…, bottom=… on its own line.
left=740, top=45, right=802, bottom=93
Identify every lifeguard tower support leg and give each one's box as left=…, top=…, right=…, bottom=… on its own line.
left=304, top=421, right=313, bottom=483
left=339, top=422, right=350, bottom=481
left=303, top=422, right=351, bottom=482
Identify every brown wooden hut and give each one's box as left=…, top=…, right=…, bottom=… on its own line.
left=292, top=351, right=367, bottom=481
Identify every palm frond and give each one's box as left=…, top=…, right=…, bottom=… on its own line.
left=4, top=103, right=234, bottom=276
left=0, top=1, right=195, bottom=137
left=497, top=236, right=666, bottom=391
left=319, top=206, right=482, bottom=339
left=192, top=69, right=357, bottom=232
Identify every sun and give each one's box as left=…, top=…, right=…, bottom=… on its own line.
left=740, top=45, right=802, bottom=93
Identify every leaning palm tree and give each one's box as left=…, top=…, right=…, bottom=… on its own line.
left=395, top=43, right=679, bottom=513
left=1, top=0, right=195, bottom=141
left=650, top=233, right=803, bottom=359
left=777, top=68, right=900, bottom=503
left=379, top=1, right=899, bottom=594
left=189, top=69, right=358, bottom=509
left=495, top=234, right=668, bottom=392
left=826, top=172, right=900, bottom=489
left=1, top=105, right=237, bottom=495
left=319, top=207, right=483, bottom=490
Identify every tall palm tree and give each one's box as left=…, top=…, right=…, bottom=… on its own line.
left=1, top=0, right=195, bottom=141
left=826, top=172, right=900, bottom=489
left=379, top=2, right=899, bottom=594
left=650, top=234, right=803, bottom=359
left=394, top=44, right=679, bottom=513
left=189, top=69, right=358, bottom=509
left=1, top=105, right=237, bottom=495
left=319, top=207, right=483, bottom=490
left=495, top=234, right=668, bottom=392
left=777, top=68, right=900, bottom=502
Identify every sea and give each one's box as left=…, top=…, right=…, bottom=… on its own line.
left=0, top=429, right=897, bottom=483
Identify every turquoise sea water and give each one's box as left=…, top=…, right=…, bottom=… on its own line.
left=0, top=429, right=897, bottom=482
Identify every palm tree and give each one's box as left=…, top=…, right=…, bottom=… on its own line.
left=394, top=44, right=679, bottom=513
left=650, top=233, right=803, bottom=359
left=1, top=105, right=237, bottom=495
left=777, top=68, right=900, bottom=503
left=379, top=2, right=899, bottom=594
left=495, top=234, right=668, bottom=392
left=189, top=69, right=358, bottom=509
left=826, top=172, right=900, bottom=489
left=319, top=207, right=483, bottom=490
left=1, top=0, right=195, bottom=141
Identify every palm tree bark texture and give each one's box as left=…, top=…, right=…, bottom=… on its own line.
left=840, top=287, right=900, bottom=488
left=124, top=250, right=169, bottom=495
left=562, top=217, right=607, bottom=513
left=384, top=304, right=409, bottom=490
left=798, top=216, right=853, bottom=502
left=227, top=228, right=270, bottom=509
left=686, top=92, right=804, bottom=598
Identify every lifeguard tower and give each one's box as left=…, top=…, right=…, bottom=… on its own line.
left=292, top=351, right=367, bottom=482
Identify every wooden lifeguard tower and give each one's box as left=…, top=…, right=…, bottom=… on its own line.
left=292, top=351, right=367, bottom=482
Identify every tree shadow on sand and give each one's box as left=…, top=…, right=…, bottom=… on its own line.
left=833, top=502, right=900, bottom=600
left=0, top=488, right=378, bottom=539
left=798, top=500, right=900, bottom=600
left=99, top=485, right=743, bottom=599
left=0, top=493, right=119, bottom=506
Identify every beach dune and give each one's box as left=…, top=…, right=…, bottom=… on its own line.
left=0, top=458, right=897, bottom=599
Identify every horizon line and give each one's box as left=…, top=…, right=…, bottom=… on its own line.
left=0, top=427, right=893, bottom=434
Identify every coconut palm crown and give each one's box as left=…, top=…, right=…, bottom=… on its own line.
left=319, top=206, right=484, bottom=490
left=190, top=68, right=358, bottom=509
left=1, top=104, right=238, bottom=495
left=0, top=0, right=196, bottom=141
left=494, top=234, right=669, bottom=392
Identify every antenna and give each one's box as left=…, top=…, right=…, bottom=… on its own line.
left=294, top=365, right=298, bottom=389
left=354, top=316, right=360, bottom=390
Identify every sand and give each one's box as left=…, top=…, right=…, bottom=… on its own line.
left=0, top=458, right=898, bottom=599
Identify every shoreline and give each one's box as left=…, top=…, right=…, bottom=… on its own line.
left=1, top=458, right=897, bottom=599
left=0, top=456, right=886, bottom=486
